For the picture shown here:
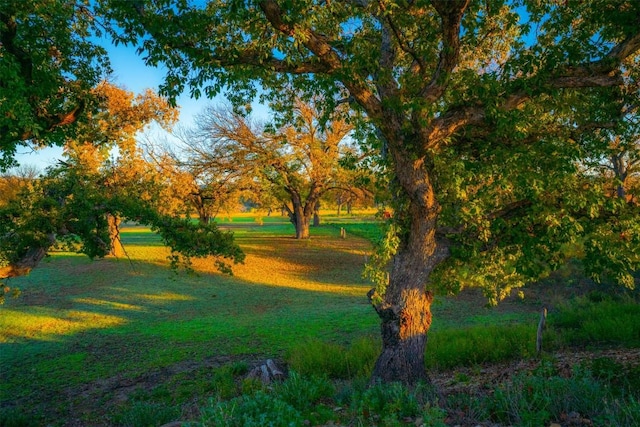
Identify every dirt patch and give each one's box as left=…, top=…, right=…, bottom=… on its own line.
left=58, top=354, right=270, bottom=427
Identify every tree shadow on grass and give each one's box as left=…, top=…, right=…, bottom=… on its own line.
left=0, top=233, right=380, bottom=425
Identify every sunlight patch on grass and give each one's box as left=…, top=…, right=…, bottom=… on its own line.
left=0, top=308, right=125, bottom=343
left=73, top=297, right=146, bottom=312
left=134, top=291, right=196, bottom=302
left=187, top=231, right=373, bottom=297
left=232, top=253, right=367, bottom=296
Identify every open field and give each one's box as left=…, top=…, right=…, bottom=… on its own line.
left=1, top=213, right=639, bottom=426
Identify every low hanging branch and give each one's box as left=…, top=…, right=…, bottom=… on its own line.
left=0, top=236, right=55, bottom=280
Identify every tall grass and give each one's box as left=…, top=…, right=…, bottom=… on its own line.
left=488, top=361, right=640, bottom=426
left=426, top=323, right=536, bottom=369
left=286, top=336, right=379, bottom=379
left=546, top=293, right=640, bottom=348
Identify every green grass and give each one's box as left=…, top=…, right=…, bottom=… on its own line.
left=286, top=336, right=379, bottom=379
left=426, top=323, right=537, bottom=369
left=1, top=213, right=639, bottom=426
left=0, top=219, right=378, bottom=424
left=546, top=294, right=640, bottom=348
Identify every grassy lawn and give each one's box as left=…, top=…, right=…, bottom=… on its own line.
left=1, top=213, right=380, bottom=423
left=1, top=211, right=638, bottom=426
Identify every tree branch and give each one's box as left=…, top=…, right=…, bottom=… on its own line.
left=0, top=234, right=56, bottom=280
left=420, top=0, right=470, bottom=103
left=422, top=30, right=640, bottom=149
left=503, top=32, right=640, bottom=111
left=258, top=0, right=384, bottom=121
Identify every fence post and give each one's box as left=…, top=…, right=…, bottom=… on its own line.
left=536, top=307, right=547, bottom=355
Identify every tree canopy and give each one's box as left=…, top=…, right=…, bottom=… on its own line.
left=2, top=0, right=639, bottom=384
left=0, top=0, right=111, bottom=169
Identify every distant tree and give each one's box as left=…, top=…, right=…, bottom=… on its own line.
left=580, top=86, right=640, bottom=202
left=60, top=81, right=178, bottom=256
left=146, top=130, right=254, bottom=225
left=0, top=165, right=39, bottom=208
left=0, top=0, right=110, bottom=169
left=98, top=0, right=640, bottom=384
left=184, top=100, right=353, bottom=238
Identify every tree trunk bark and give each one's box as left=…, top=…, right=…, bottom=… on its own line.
left=368, top=285, right=433, bottom=384
left=107, top=214, right=125, bottom=258
left=286, top=192, right=315, bottom=239
left=292, top=203, right=310, bottom=239
left=286, top=201, right=310, bottom=239
left=313, top=200, right=321, bottom=227
left=369, top=144, right=449, bottom=384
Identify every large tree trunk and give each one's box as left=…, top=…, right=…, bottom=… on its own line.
left=369, top=146, right=449, bottom=384
left=286, top=191, right=318, bottom=239
left=284, top=195, right=313, bottom=239
left=290, top=201, right=311, bottom=239
left=107, top=214, right=125, bottom=258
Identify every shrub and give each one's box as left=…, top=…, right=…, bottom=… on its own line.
left=489, top=363, right=640, bottom=427
left=586, top=357, right=640, bottom=400
left=352, top=381, right=444, bottom=426
left=274, top=371, right=335, bottom=411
